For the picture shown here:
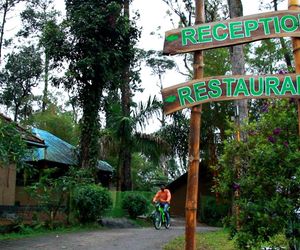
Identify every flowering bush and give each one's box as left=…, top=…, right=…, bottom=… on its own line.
left=216, top=99, right=300, bottom=249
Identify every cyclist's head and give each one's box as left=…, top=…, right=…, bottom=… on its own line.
left=160, top=184, right=166, bottom=191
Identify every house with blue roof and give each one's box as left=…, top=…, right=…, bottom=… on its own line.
left=0, top=114, right=114, bottom=226
left=22, top=128, right=113, bottom=187
left=14, top=127, right=113, bottom=207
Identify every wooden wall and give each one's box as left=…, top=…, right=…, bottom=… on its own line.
left=0, top=165, right=16, bottom=205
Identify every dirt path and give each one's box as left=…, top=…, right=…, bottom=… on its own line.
left=0, top=220, right=219, bottom=250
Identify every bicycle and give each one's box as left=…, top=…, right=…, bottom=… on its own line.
left=152, top=202, right=170, bottom=230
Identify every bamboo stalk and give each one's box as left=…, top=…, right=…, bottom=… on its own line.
left=185, top=0, right=204, bottom=249
left=289, top=0, right=300, bottom=136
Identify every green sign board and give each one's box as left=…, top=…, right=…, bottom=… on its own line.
left=162, top=74, right=300, bottom=114
left=163, top=10, right=300, bottom=55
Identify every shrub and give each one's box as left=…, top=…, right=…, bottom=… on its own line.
left=72, top=184, right=112, bottom=223
left=200, top=196, right=230, bottom=227
left=217, top=100, right=300, bottom=249
left=121, top=193, right=148, bottom=219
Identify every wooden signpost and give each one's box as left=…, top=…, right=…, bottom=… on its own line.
left=161, top=1, right=300, bottom=249
left=290, top=0, right=300, bottom=136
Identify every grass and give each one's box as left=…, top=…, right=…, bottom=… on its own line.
left=163, top=229, right=236, bottom=250
left=0, top=217, right=152, bottom=241
left=0, top=223, right=103, bottom=241
left=132, top=217, right=153, bottom=227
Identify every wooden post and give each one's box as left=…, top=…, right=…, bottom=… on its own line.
left=289, top=0, right=300, bottom=136
left=185, top=0, right=204, bottom=249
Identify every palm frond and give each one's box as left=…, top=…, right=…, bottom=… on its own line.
left=99, top=129, right=119, bottom=158
left=133, top=132, right=170, bottom=164
left=133, top=96, right=161, bottom=131
left=106, top=102, right=134, bottom=139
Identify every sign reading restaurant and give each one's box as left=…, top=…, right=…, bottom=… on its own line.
left=162, top=74, right=300, bottom=114
left=163, top=10, right=300, bottom=55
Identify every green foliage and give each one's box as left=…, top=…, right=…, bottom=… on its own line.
left=103, top=96, right=170, bottom=187
left=0, top=120, right=28, bottom=168
left=26, top=166, right=94, bottom=226
left=26, top=168, right=69, bottom=228
left=245, top=39, right=292, bottom=74
left=0, top=45, right=43, bottom=120
left=72, top=184, right=112, bottom=223
left=217, top=99, right=300, bottom=249
left=145, top=50, right=176, bottom=77
left=163, top=229, right=236, bottom=250
left=260, top=233, right=289, bottom=250
left=44, top=0, right=141, bottom=169
left=121, top=193, right=149, bottom=219
left=204, top=48, right=230, bottom=76
left=107, top=191, right=153, bottom=218
left=131, top=153, right=170, bottom=191
left=157, top=111, right=190, bottom=173
left=19, top=0, right=60, bottom=36
left=199, top=196, right=230, bottom=227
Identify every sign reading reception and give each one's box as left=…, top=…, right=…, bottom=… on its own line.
left=163, top=10, right=300, bottom=55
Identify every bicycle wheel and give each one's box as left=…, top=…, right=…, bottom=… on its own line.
left=164, top=213, right=170, bottom=229
left=153, top=211, right=162, bottom=230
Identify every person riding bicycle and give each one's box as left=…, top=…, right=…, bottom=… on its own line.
left=152, top=184, right=171, bottom=223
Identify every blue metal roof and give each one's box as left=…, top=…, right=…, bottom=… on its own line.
left=28, top=128, right=113, bottom=172
left=31, top=128, right=78, bottom=165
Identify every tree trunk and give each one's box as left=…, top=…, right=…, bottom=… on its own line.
left=0, top=0, right=9, bottom=63
left=227, top=0, right=248, bottom=139
left=14, top=105, right=19, bottom=122
left=117, top=0, right=132, bottom=191
left=228, top=0, right=247, bottom=231
left=158, top=74, right=166, bottom=127
left=273, top=0, right=292, bottom=68
left=79, top=83, right=101, bottom=169
left=42, top=52, right=49, bottom=112
left=0, top=0, right=8, bottom=64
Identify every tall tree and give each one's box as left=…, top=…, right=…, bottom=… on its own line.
left=0, top=45, right=43, bottom=121
left=46, top=0, right=140, bottom=169
left=227, top=0, right=247, bottom=231
left=104, top=96, right=170, bottom=185
left=118, top=0, right=133, bottom=191
left=145, top=50, right=176, bottom=127
left=19, top=0, right=60, bottom=111
left=0, top=0, right=24, bottom=62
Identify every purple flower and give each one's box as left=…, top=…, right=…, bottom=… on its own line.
left=232, top=182, right=240, bottom=191
left=248, top=130, right=257, bottom=136
left=268, top=136, right=276, bottom=143
left=283, top=141, right=289, bottom=147
left=273, top=128, right=281, bottom=135
left=261, top=103, right=269, bottom=113
left=278, top=69, right=288, bottom=74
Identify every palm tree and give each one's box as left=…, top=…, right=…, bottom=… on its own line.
left=101, top=96, right=170, bottom=191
